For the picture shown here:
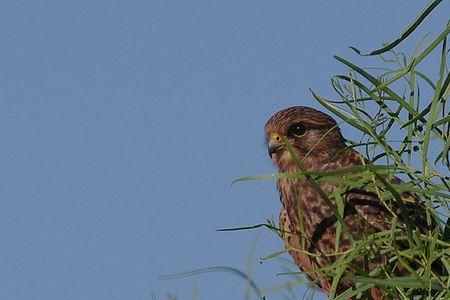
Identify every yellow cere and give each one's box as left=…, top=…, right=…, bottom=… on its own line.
left=269, top=132, right=283, bottom=142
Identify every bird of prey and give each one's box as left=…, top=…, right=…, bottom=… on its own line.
left=264, top=106, right=429, bottom=299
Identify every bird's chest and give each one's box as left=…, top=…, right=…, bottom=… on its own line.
left=277, top=178, right=335, bottom=239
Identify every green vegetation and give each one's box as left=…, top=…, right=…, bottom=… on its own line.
left=310, top=1, right=450, bottom=297
left=161, top=1, right=450, bottom=298
left=235, top=1, right=450, bottom=298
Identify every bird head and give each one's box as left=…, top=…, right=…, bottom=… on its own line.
left=264, top=106, right=346, bottom=170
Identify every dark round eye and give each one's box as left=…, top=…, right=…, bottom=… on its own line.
left=288, top=123, right=307, bottom=137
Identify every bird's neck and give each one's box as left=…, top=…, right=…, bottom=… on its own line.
left=277, top=146, right=352, bottom=173
left=276, top=148, right=363, bottom=240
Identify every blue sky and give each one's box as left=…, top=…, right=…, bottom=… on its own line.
left=1, top=1, right=448, bottom=299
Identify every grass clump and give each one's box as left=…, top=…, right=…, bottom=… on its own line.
left=161, top=1, right=450, bottom=299
left=233, top=1, right=450, bottom=298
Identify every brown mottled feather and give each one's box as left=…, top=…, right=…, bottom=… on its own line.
left=265, top=106, right=428, bottom=299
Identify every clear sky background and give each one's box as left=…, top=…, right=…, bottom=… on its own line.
left=1, top=1, right=449, bottom=300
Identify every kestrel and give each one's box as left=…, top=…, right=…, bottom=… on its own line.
left=265, top=106, right=430, bottom=299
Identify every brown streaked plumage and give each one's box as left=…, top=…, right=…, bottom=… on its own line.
left=264, top=106, right=428, bottom=299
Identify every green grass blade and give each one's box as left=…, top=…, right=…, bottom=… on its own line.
left=349, top=0, right=444, bottom=56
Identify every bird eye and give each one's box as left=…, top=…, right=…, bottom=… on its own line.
left=288, top=123, right=307, bottom=137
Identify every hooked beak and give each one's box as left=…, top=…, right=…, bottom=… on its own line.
left=268, top=139, right=285, bottom=158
